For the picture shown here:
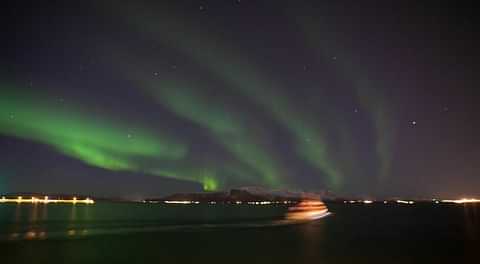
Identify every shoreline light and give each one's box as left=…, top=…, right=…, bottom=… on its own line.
left=396, top=200, right=414, bottom=205
left=441, top=198, right=480, bottom=204
left=0, top=197, right=95, bottom=205
left=164, top=200, right=200, bottom=204
left=161, top=200, right=286, bottom=205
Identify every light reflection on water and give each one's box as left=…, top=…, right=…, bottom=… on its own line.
left=463, top=203, right=479, bottom=240
left=4, top=218, right=329, bottom=241
left=1, top=203, right=479, bottom=264
left=1, top=202, right=318, bottom=241
left=4, top=203, right=90, bottom=241
left=1, top=201, right=331, bottom=241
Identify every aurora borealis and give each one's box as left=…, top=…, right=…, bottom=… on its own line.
left=1, top=0, right=479, bottom=198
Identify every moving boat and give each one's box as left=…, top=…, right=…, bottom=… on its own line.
left=285, top=200, right=330, bottom=221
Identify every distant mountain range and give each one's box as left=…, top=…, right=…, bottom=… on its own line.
left=146, top=187, right=339, bottom=203
left=2, top=187, right=345, bottom=203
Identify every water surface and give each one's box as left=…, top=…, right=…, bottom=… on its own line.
left=1, top=202, right=478, bottom=263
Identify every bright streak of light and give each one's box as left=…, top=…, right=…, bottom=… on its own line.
left=363, top=200, right=373, bottom=204
left=25, top=231, right=36, bottom=240
left=441, top=198, right=480, bottom=204
left=0, top=197, right=95, bottom=204
left=163, top=201, right=200, bottom=204
left=396, top=200, right=414, bottom=205
left=286, top=200, right=329, bottom=221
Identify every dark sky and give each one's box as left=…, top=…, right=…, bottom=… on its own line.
left=1, top=0, right=478, bottom=199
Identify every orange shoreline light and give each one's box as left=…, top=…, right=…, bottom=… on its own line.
left=441, top=198, right=480, bottom=204
left=0, top=196, right=94, bottom=204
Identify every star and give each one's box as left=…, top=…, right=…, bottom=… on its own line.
left=9, top=113, right=14, bottom=119
left=411, top=120, right=417, bottom=126
left=199, top=5, right=205, bottom=11
left=153, top=72, right=159, bottom=76
left=127, top=134, right=132, bottom=139
left=443, top=106, right=449, bottom=112
left=354, top=108, right=359, bottom=113
left=332, top=56, right=337, bottom=60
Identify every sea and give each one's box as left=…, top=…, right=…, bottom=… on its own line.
left=0, top=202, right=478, bottom=263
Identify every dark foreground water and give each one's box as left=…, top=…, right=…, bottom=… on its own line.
left=1, top=202, right=479, bottom=263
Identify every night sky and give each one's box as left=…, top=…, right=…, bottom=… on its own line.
left=1, top=0, right=478, bottom=199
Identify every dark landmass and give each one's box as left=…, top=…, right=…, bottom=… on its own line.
left=4, top=188, right=437, bottom=204
left=146, top=187, right=335, bottom=203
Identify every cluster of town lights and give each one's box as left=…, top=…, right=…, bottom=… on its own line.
left=157, top=200, right=295, bottom=205
left=98, top=198, right=480, bottom=205
left=152, top=198, right=480, bottom=205
left=164, top=200, right=200, bottom=204
left=0, top=196, right=94, bottom=204
left=344, top=200, right=379, bottom=204
left=344, top=198, right=480, bottom=205
left=4, top=196, right=476, bottom=206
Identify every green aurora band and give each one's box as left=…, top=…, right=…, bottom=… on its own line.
left=0, top=2, right=396, bottom=192
left=103, top=51, right=287, bottom=188
left=146, top=80, right=286, bottom=188
left=108, top=2, right=344, bottom=189
left=293, top=7, right=396, bottom=185
left=0, top=84, right=228, bottom=190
